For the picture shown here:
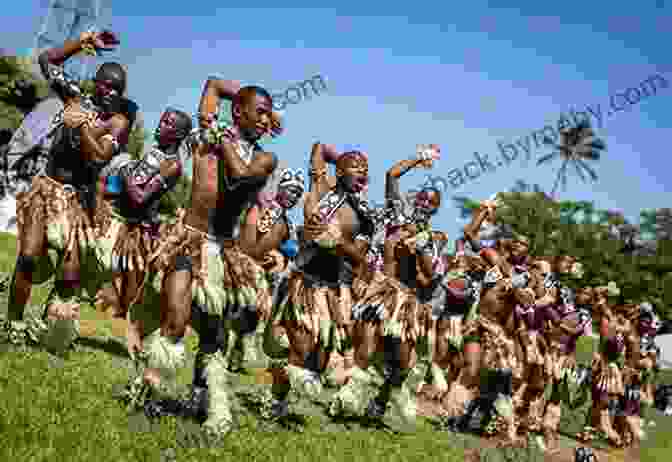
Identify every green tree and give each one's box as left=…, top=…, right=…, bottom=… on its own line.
left=0, top=56, right=48, bottom=130
left=457, top=191, right=672, bottom=320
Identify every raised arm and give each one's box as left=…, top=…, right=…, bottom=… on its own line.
left=385, top=158, right=422, bottom=203
left=39, top=31, right=119, bottom=103
left=385, top=145, right=439, bottom=202
left=309, top=142, right=338, bottom=197
left=197, top=77, right=242, bottom=128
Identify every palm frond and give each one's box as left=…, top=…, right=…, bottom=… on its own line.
left=536, top=152, right=559, bottom=165
left=572, top=160, right=587, bottom=183
left=577, top=159, right=598, bottom=181
left=551, top=160, right=569, bottom=194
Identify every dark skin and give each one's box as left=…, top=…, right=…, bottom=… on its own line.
left=114, top=111, right=187, bottom=355
left=9, top=34, right=128, bottom=322
left=279, top=143, right=369, bottom=382
left=96, top=110, right=184, bottom=321
left=151, top=88, right=276, bottom=352
left=239, top=205, right=289, bottom=261
left=462, top=202, right=516, bottom=277
left=197, top=78, right=242, bottom=128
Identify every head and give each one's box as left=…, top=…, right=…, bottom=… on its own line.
left=554, top=255, right=577, bottom=274
left=93, top=62, right=127, bottom=113
left=276, top=168, right=305, bottom=209
left=509, top=235, right=530, bottom=261
left=232, top=86, right=273, bottom=141
left=638, top=302, right=661, bottom=336
left=414, top=187, right=442, bottom=218
left=335, top=151, right=369, bottom=193
left=154, top=108, right=193, bottom=147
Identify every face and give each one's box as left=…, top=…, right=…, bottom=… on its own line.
left=510, top=240, right=529, bottom=259
left=415, top=189, right=441, bottom=216
left=93, top=67, right=124, bottom=112
left=276, top=186, right=302, bottom=209
left=234, top=92, right=273, bottom=141
left=336, top=155, right=369, bottom=193
left=155, top=111, right=186, bottom=147
left=555, top=256, right=575, bottom=274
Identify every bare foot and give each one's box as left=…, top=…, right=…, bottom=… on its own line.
left=46, top=302, right=81, bottom=321
left=143, top=367, right=161, bottom=387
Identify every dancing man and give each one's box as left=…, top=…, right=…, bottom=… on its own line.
left=130, top=80, right=278, bottom=438
left=95, top=107, right=192, bottom=356
left=2, top=30, right=133, bottom=351
left=238, top=167, right=305, bottom=369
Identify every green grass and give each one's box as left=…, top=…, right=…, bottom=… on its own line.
left=0, top=232, right=468, bottom=462
left=0, top=231, right=670, bottom=461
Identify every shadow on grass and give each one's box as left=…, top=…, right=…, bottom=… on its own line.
left=78, top=336, right=129, bottom=359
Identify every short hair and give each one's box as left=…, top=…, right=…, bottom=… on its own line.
left=420, top=186, right=442, bottom=204
left=234, top=85, right=273, bottom=107
left=336, top=150, right=368, bottom=170
left=168, top=108, right=193, bottom=133
left=95, top=62, right=127, bottom=92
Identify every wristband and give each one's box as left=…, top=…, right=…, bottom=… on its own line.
left=106, top=175, right=122, bottom=194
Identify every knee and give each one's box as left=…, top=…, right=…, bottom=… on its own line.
left=162, top=302, right=190, bottom=338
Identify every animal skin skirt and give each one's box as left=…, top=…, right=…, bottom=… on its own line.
left=148, top=210, right=269, bottom=321
left=17, top=175, right=95, bottom=258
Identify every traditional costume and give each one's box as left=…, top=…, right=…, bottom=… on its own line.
left=252, top=169, right=304, bottom=363
left=5, top=59, right=133, bottom=351
left=273, top=185, right=374, bottom=402
left=149, top=124, right=271, bottom=436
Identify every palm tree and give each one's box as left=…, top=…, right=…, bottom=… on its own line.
left=536, top=120, right=606, bottom=196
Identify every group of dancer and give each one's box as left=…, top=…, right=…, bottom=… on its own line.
left=1, top=30, right=667, bottom=453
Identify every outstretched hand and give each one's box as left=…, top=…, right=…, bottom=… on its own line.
left=416, top=144, right=441, bottom=168
left=80, top=30, right=120, bottom=55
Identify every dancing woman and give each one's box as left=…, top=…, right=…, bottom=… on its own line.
left=268, top=143, right=373, bottom=414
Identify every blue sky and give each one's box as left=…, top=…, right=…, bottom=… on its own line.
left=3, top=0, right=671, bottom=242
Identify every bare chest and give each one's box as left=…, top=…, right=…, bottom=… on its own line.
left=191, top=154, right=218, bottom=202
left=332, top=203, right=360, bottom=240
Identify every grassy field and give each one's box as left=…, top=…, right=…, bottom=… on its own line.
left=0, top=231, right=670, bottom=462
